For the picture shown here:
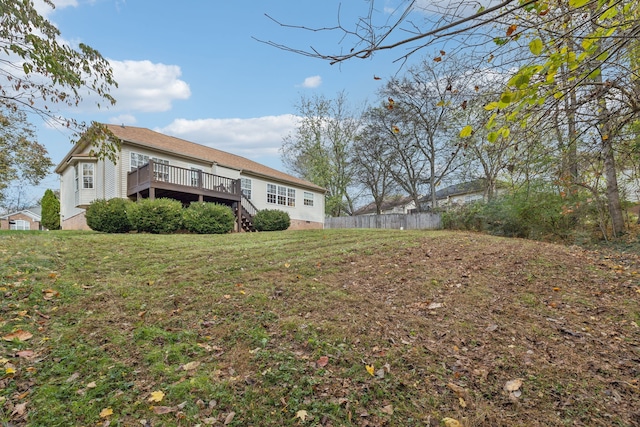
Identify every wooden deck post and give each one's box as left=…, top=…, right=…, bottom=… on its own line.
left=235, top=201, right=242, bottom=232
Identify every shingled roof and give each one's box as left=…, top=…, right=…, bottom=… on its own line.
left=57, top=124, right=325, bottom=192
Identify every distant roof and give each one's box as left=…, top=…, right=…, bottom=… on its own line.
left=428, top=179, right=488, bottom=200
left=56, top=124, right=325, bottom=193
left=354, top=195, right=415, bottom=215
left=0, top=207, right=42, bottom=220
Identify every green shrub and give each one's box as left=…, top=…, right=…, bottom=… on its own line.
left=183, top=202, right=234, bottom=234
left=127, top=198, right=183, bottom=234
left=440, top=201, right=485, bottom=232
left=253, top=209, right=290, bottom=231
left=86, top=198, right=132, bottom=233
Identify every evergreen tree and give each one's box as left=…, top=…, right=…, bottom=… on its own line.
left=41, top=189, right=60, bottom=230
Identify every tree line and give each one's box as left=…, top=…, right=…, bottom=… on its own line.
left=278, top=0, right=640, bottom=240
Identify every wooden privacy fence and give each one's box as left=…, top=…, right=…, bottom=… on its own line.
left=324, top=213, right=442, bottom=230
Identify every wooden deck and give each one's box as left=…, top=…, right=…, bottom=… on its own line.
left=127, top=161, right=241, bottom=204
left=127, top=161, right=257, bottom=231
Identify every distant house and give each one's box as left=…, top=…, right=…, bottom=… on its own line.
left=0, top=207, right=43, bottom=231
left=418, top=179, right=495, bottom=211
left=353, top=195, right=416, bottom=216
left=54, top=124, right=326, bottom=231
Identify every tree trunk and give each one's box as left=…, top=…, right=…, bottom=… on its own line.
left=602, top=132, right=625, bottom=236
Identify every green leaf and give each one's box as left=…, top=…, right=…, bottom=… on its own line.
left=529, top=38, right=544, bottom=56
left=484, top=102, right=500, bottom=111
left=569, top=0, right=590, bottom=7
left=487, top=131, right=499, bottom=143
left=459, top=125, right=473, bottom=138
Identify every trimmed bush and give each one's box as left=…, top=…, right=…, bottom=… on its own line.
left=86, top=198, right=132, bottom=233
left=127, top=198, right=183, bottom=234
left=183, top=202, right=234, bottom=234
left=253, top=209, right=290, bottom=231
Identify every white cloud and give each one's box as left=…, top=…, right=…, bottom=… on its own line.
left=157, top=115, right=301, bottom=167
left=108, top=60, right=191, bottom=112
left=300, top=75, right=322, bottom=88
left=34, top=0, right=78, bottom=18
left=108, top=114, right=137, bottom=126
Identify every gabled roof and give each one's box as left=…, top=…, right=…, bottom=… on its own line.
left=56, top=124, right=325, bottom=193
left=0, top=207, right=42, bottom=221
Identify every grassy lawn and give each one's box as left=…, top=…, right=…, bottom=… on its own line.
left=1, top=229, right=639, bottom=426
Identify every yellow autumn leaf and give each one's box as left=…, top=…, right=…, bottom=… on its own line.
left=365, top=364, right=375, bottom=376
left=295, top=409, right=309, bottom=421
left=148, top=390, right=165, bottom=402
left=442, top=417, right=463, bottom=427
left=459, top=125, right=473, bottom=138
left=5, top=366, right=16, bottom=375
left=99, top=408, right=113, bottom=418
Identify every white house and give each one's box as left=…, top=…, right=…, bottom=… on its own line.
left=55, top=124, right=326, bottom=231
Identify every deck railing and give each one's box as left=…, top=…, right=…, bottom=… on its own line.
left=127, top=161, right=240, bottom=196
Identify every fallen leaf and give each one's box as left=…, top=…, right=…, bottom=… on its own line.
left=87, top=381, right=97, bottom=388
left=12, top=402, right=27, bottom=417
left=182, top=361, right=200, bottom=371
left=224, top=411, right=236, bottom=424
left=504, top=378, right=523, bottom=392
left=365, top=364, right=375, bottom=376
left=152, top=406, right=174, bottom=415
left=427, top=302, right=443, bottom=310
left=442, top=417, right=462, bottom=427
left=99, top=408, right=113, bottom=418
left=284, top=263, right=291, bottom=268
left=375, top=368, right=385, bottom=379
left=15, top=350, right=34, bottom=359
left=148, top=390, right=165, bottom=402
left=3, top=330, right=33, bottom=342
left=42, top=288, right=59, bottom=300
left=317, top=356, right=329, bottom=368
left=380, top=404, right=394, bottom=415
left=5, top=366, right=16, bottom=375
left=295, top=409, right=309, bottom=422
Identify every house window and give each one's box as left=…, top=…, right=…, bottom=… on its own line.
left=267, top=183, right=295, bottom=207
left=241, top=178, right=252, bottom=200
left=130, top=152, right=169, bottom=181
left=74, top=164, right=79, bottom=191
left=191, top=168, right=201, bottom=187
left=287, top=188, right=296, bottom=207
left=82, top=163, right=94, bottom=189
left=10, top=220, right=30, bottom=230
left=130, top=152, right=149, bottom=171
left=152, top=158, right=170, bottom=181
left=304, top=192, right=314, bottom=207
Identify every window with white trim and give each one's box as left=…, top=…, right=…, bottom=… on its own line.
left=130, top=152, right=149, bottom=171
left=130, top=152, right=169, bottom=181
left=304, top=192, right=314, bottom=206
left=74, top=164, right=79, bottom=191
left=10, top=220, right=30, bottom=230
left=267, top=183, right=295, bottom=207
left=82, top=163, right=94, bottom=189
left=241, top=178, right=252, bottom=199
left=191, top=168, right=202, bottom=187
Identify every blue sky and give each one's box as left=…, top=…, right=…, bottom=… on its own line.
left=23, top=0, right=430, bottom=201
